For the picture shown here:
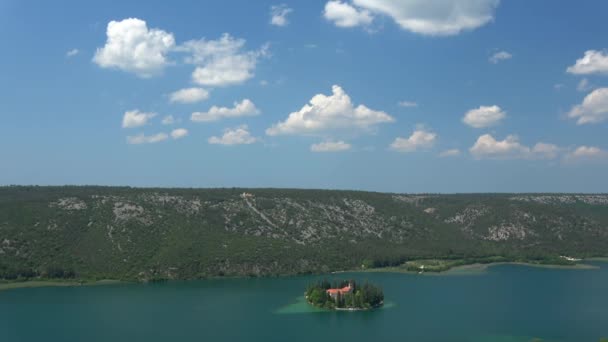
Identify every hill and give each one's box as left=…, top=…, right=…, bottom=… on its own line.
left=1, top=186, right=607, bottom=282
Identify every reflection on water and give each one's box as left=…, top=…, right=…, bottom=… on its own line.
left=275, top=296, right=396, bottom=314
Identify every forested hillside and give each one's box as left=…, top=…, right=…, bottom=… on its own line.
left=1, top=186, right=607, bottom=281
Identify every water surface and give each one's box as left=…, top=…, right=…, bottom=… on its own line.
left=1, top=263, right=607, bottom=342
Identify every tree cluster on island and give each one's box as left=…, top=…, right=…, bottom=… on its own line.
left=305, top=279, right=384, bottom=310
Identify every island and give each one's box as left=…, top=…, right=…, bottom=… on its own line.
left=305, top=280, right=384, bottom=310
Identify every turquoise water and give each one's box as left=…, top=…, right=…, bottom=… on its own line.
left=1, top=263, right=607, bottom=342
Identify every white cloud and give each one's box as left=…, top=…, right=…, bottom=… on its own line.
left=161, top=115, right=175, bottom=125
left=190, top=52, right=266, bottom=87
left=324, top=1, right=374, bottom=28
left=567, top=88, right=608, bottom=125
left=266, top=85, right=394, bottom=136
left=439, top=149, right=461, bottom=157
left=390, top=129, right=437, bottom=152
left=169, top=88, right=209, bottom=103
left=208, top=125, right=257, bottom=145
left=178, top=34, right=268, bottom=87
left=169, top=87, right=209, bottom=104
left=66, top=49, right=79, bottom=57
left=338, top=0, right=500, bottom=36
left=93, top=19, right=266, bottom=85
left=489, top=51, right=512, bottom=64
left=567, top=50, right=608, bottom=75
left=191, top=99, right=260, bottom=122
left=270, top=4, right=293, bottom=27
left=576, top=78, right=593, bottom=92
left=398, top=100, right=418, bottom=108
left=93, top=18, right=175, bottom=78
left=462, top=105, right=506, bottom=128
left=122, top=110, right=156, bottom=128
left=126, top=132, right=168, bottom=145
left=170, top=128, right=188, bottom=140
left=564, top=146, right=608, bottom=162
left=311, top=141, right=352, bottom=152
left=470, top=134, right=560, bottom=160
left=470, top=134, right=528, bottom=159
left=531, top=142, right=560, bottom=160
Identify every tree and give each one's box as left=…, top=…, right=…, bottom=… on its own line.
left=344, top=292, right=354, bottom=307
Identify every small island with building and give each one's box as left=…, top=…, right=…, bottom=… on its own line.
left=305, top=279, right=384, bottom=310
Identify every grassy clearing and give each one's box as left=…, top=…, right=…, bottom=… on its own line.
left=358, top=258, right=599, bottom=275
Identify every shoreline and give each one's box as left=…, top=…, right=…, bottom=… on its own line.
left=0, top=279, right=125, bottom=292
left=357, top=260, right=601, bottom=276
left=1, top=259, right=605, bottom=292
left=305, top=298, right=383, bottom=312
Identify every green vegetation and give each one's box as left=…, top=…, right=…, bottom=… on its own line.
left=1, top=186, right=607, bottom=283
left=366, top=255, right=582, bottom=274
left=305, top=279, right=384, bottom=310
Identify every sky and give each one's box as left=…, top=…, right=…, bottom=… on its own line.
left=0, top=0, right=607, bottom=193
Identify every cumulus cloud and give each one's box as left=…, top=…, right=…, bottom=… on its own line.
left=191, top=99, right=260, bottom=122
left=93, top=18, right=175, bottom=78
left=170, top=128, right=188, bottom=140
left=462, top=105, right=506, bottom=128
left=564, top=146, right=608, bottom=162
left=270, top=4, right=293, bottom=27
left=178, top=34, right=268, bottom=87
left=93, top=19, right=267, bottom=85
left=66, top=49, right=79, bottom=57
left=208, top=125, right=257, bottom=145
left=169, top=87, right=209, bottom=104
left=567, top=50, right=608, bottom=75
left=390, top=129, right=437, bottom=152
left=311, top=141, right=352, bottom=152
left=489, top=51, right=512, bottom=64
left=531, top=142, right=560, bottom=160
left=266, top=85, right=394, bottom=136
left=567, top=88, right=608, bottom=125
left=122, top=110, right=156, bottom=128
left=327, top=0, right=499, bottom=36
left=398, top=100, right=418, bottom=108
left=470, top=134, right=560, bottom=160
left=470, top=134, right=527, bottom=159
left=439, top=149, right=461, bottom=157
left=324, top=1, right=374, bottom=28
left=126, top=132, right=168, bottom=145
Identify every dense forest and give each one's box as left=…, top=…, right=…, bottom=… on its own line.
left=305, top=279, right=384, bottom=310
left=1, top=186, right=607, bottom=282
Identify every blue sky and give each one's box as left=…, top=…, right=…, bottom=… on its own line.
left=1, top=0, right=607, bottom=193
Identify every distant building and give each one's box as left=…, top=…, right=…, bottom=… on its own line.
left=326, top=284, right=352, bottom=299
left=240, top=192, right=254, bottom=199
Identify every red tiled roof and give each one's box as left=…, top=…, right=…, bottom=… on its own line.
left=326, top=285, right=352, bottom=294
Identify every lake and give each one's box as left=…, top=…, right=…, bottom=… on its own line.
left=1, top=263, right=607, bottom=342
